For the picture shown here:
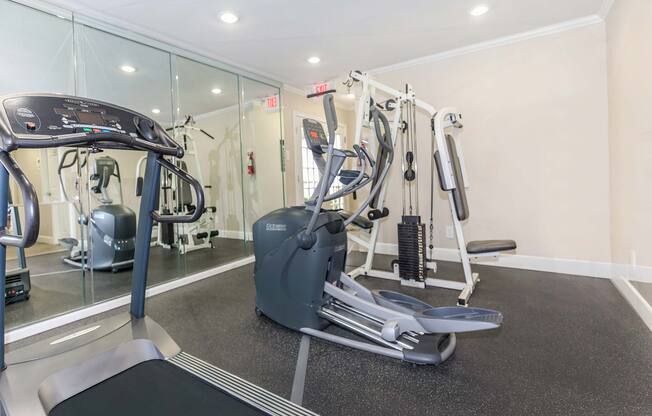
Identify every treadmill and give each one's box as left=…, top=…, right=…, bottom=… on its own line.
left=0, top=93, right=317, bottom=416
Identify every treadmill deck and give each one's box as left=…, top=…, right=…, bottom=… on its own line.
left=50, top=359, right=266, bottom=416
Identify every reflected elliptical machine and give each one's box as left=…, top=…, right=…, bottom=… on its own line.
left=0, top=93, right=314, bottom=415
left=58, top=150, right=136, bottom=272
left=253, top=90, right=502, bottom=365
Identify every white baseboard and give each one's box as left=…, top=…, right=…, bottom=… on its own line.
left=611, top=277, right=652, bottom=332
left=6, top=256, right=255, bottom=344
left=37, top=235, right=56, bottom=245
left=218, top=229, right=253, bottom=241
left=365, top=242, right=652, bottom=283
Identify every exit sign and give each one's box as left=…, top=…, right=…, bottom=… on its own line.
left=312, top=82, right=330, bottom=95
left=313, top=82, right=328, bottom=94
left=264, top=94, right=279, bottom=113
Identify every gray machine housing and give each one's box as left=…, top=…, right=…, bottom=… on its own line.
left=84, top=204, right=136, bottom=270
left=254, top=208, right=346, bottom=331
left=59, top=153, right=136, bottom=272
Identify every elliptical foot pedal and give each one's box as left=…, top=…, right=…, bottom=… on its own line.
left=58, top=238, right=78, bottom=249
left=415, top=306, right=503, bottom=333
left=371, top=289, right=433, bottom=314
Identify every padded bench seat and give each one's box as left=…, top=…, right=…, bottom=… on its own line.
left=338, top=210, right=374, bottom=230
left=466, top=240, right=517, bottom=255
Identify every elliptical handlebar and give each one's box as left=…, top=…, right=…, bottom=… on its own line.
left=299, top=94, right=338, bottom=248
left=341, top=107, right=394, bottom=228
left=318, top=144, right=370, bottom=203
left=371, top=107, right=393, bottom=153
left=299, top=92, right=396, bottom=246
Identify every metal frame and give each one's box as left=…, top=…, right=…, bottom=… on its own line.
left=345, top=72, right=504, bottom=306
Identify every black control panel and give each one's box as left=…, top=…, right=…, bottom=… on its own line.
left=2, top=95, right=144, bottom=138
left=302, top=118, right=328, bottom=154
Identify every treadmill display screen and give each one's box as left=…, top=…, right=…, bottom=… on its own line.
left=1, top=95, right=140, bottom=137
left=76, top=111, right=104, bottom=126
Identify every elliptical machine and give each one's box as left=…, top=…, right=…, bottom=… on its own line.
left=253, top=91, right=503, bottom=365
left=58, top=150, right=136, bottom=272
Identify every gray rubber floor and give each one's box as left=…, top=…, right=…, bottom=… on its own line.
left=5, top=237, right=252, bottom=329
left=632, top=281, right=652, bottom=304
left=9, top=253, right=652, bottom=415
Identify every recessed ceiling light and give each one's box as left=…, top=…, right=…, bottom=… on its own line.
left=151, top=108, right=161, bottom=114
left=307, top=56, right=321, bottom=64
left=211, top=88, right=222, bottom=95
left=220, top=11, right=239, bottom=24
left=470, top=5, right=489, bottom=16
left=120, top=65, right=136, bottom=73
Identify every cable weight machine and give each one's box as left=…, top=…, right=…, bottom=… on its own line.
left=346, top=71, right=516, bottom=305
left=393, top=86, right=430, bottom=284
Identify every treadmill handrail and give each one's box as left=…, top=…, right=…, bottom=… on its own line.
left=11, top=130, right=183, bottom=158
left=0, top=152, right=39, bottom=248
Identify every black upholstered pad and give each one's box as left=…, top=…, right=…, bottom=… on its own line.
left=434, top=134, right=469, bottom=221
left=339, top=210, right=374, bottom=230
left=466, top=240, right=517, bottom=254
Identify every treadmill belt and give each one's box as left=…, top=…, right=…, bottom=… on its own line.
left=50, top=359, right=268, bottom=416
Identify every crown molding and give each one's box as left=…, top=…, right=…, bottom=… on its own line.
left=21, top=0, right=286, bottom=87
left=369, top=14, right=603, bottom=75
left=599, top=0, right=616, bottom=19
left=282, top=84, right=306, bottom=96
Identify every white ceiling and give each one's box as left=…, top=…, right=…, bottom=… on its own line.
left=47, top=0, right=606, bottom=87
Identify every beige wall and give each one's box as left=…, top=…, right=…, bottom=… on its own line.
left=606, top=0, right=652, bottom=267
left=193, top=107, right=245, bottom=237
left=282, top=23, right=613, bottom=264
left=368, top=23, right=611, bottom=262
left=241, top=100, right=285, bottom=234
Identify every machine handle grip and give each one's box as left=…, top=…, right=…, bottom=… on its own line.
left=323, top=94, right=338, bottom=147
left=0, top=152, right=39, bottom=248
left=152, top=157, right=205, bottom=223
left=306, top=89, right=336, bottom=99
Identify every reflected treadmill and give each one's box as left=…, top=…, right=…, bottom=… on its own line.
left=0, top=93, right=316, bottom=416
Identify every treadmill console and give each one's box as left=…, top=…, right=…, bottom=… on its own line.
left=0, top=94, right=167, bottom=151
left=302, top=118, right=328, bottom=154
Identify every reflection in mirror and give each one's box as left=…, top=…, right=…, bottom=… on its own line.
left=75, top=24, right=186, bottom=301
left=0, top=1, right=80, bottom=330
left=0, top=0, right=285, bottom=332
left=241, top=78, right=284, bottom=245
left=171, top=57, right=246, bottom=273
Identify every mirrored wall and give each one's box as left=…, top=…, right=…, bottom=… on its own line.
left=0, top=0, right=285, bottom=330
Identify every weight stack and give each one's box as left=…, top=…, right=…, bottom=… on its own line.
left=397, top=216, right=427, bottom=282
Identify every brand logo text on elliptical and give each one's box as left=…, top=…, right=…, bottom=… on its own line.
left=265, top=224, right=287, bottom=232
